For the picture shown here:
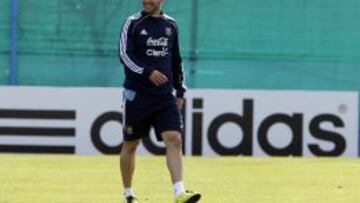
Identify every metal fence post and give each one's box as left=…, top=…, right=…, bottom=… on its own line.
left=9, top=0, right=19, bottom=85
left=189, top=0, right=199, bottom=88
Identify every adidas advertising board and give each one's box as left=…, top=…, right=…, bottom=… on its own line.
left=0, top=87, right=358, bottom=157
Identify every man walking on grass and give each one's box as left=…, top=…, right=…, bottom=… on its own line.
left=118, top=0, right=201, bottom=202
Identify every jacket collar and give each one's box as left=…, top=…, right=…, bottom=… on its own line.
left=142, top=10, right=164, bottom=18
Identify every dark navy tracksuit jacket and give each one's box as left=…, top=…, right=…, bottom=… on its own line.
left=119, top=11, right=186, bottom=98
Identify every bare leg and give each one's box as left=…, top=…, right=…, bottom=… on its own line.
left=162, top=131, right=183, bottom=184
left=120, top=140, right=140, bottom=188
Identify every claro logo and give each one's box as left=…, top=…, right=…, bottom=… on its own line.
left=90, top=98, right=347, bottom=157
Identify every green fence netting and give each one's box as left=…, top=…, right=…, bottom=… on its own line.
left=0, top=0, right=10, bottom=84
left=2, top=0, right=360, bottom=90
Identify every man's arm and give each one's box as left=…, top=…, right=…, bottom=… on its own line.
left=172, top=24, right=187, bottom=98
left=119, top=17, right=154, bottom=78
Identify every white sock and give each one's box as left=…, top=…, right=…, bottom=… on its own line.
left=173, top=181, right=185, bottom=198
left=124, top=187, right=135, bottom=198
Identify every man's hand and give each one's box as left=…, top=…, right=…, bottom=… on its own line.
left=176, top=97, right=184, bottom=109
left=149, top=70, right=168, bottom=86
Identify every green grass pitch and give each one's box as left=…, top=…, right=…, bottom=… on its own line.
left=0, top=155, right=359, bottom=203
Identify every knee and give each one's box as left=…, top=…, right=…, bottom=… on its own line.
left=121, top=140, right=139, bottom=153
left=163, top=132, right=182, bottom=149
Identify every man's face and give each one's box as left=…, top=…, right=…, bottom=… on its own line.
left=142, top=0, right=163, bottom=14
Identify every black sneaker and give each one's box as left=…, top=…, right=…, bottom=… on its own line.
left=124, top=196, right=139, bottom=203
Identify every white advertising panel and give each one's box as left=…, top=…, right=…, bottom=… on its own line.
left=0, top=87, right=358, bottom=157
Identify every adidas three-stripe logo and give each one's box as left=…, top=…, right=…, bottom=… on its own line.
left=140, top=29, right=148, bottom=35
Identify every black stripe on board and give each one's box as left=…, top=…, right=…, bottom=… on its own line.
left=0, top=145, right=75, bottom=154
left=0, top=109, right=76, bottom=120
left=0, top=127, right=75, bottom=137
